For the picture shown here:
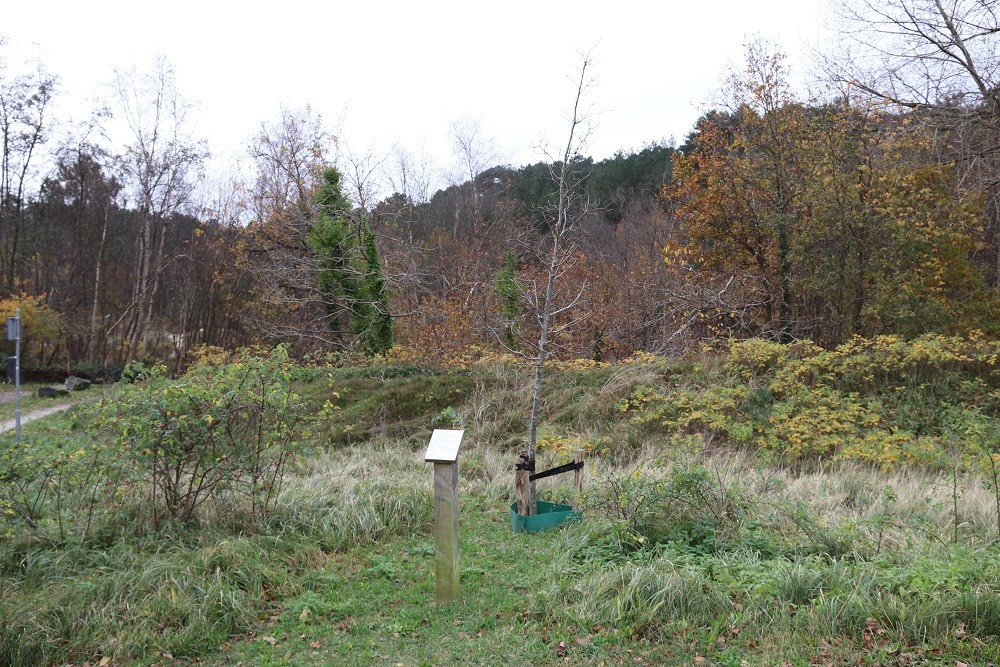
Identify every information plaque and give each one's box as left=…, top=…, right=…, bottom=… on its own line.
left=424, top=429, right=463, bottom=463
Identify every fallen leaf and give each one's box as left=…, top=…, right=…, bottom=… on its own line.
left=309, top=640, right=322, bottom=649
left=555, top=640, right=567, bottom=658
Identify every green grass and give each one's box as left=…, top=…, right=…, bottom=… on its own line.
left=5, top=351, right=1000, bottom=665
left=8, top=439, right=998, bottom=666
left=304, top=368, right=475, bottom=446
left=206, top=499, right=573, bottom=667
left=0, top=442, right=436, bottom=666
left=204, top=465, right=1000, bottom=666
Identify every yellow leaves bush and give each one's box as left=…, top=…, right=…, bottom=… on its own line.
left=535, top=432, right=579, bottom=457
left=624, top=333, right=1000, bottom=468
left=838, top=432, right=942, bottom=470
left=762, top=387, right=878, bottom=458
left=536, top=432, right=615, bottom=458
left=727, top=338, right=821, bottom=383
left=548, top=358, right=609, bottom=372
left=0, top=293, right=63, bottom=360
left=188, top=344, right=233, bottom=367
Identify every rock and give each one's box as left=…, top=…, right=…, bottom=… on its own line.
left=64, top=375, right=92, bottom=391
left=37, top=386, right=69, bottom=398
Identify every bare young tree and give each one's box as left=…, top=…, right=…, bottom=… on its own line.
left=516, top=54, right=596, bottom=516
left=340, top=141, right=390, bottom=223
left=389, top=144, right=434, bottom=208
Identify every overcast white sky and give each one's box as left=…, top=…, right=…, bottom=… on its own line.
left=4, top=0, right=832, bottom=195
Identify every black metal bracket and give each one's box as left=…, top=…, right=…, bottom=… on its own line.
left=529, top=460, right=584, bottom=482
left=515, top=452, right=535, bottom=472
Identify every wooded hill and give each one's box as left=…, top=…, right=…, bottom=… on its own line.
left=2, top=0, right=999, bottom=371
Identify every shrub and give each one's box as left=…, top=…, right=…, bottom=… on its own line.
left=95, top=346, right=306, bottom=528
left=586, top=461, right=751, bottom=555
left=1, top=348, right=308, bottom=544
left=621, top=333, right=1000, bottom=468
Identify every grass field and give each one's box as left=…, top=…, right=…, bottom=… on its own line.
left=0, top=380, right=91, bottom=423
left=202, top=456, right=1000, bottom=666
left=3, top=343, right=1000, bottom=665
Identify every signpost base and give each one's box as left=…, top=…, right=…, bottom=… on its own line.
left=424, top=429, right=464, bottom=605
left=433, top=461, right=459, bottom=604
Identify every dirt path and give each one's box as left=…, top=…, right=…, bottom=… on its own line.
left=0, top=402, right=73, bottom=433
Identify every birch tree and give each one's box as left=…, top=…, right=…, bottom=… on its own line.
left=0, top=50, right=56, bottom=288
left=449, top=117, right=499, bottom=236
left=113, top=56, right=206, bottom=361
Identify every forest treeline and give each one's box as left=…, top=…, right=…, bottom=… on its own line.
left=1, top=0, right=998, bottom=372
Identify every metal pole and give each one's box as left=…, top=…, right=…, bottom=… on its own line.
left=14, top=307, right=20, bottom=446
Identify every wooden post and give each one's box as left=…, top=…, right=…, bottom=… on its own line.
left=573, top=449, right=585, bottom=511
left=424, top=429, right=463, bottom=604
left=433, top=461, right=460, bottom=603
left=515, top=464, right=531, bottom=516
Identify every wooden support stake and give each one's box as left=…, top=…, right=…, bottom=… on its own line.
left=515, top=464, right=532, bottom=516
left=573, top=449, right=585, bottom=511
left=433, top=461, right=460, bottom=604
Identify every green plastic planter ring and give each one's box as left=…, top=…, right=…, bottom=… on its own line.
left=510, top=501, right=581, bottom=533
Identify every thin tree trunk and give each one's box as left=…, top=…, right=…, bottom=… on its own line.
left=140, top=216, right=170, bottom=357
left=88, top=206, right=110, bottom=364
left=526, top=234, right=562, bottom=514
left=524, top=55, right=592, bottom=515
left=127, top=216, right=154, bottom=360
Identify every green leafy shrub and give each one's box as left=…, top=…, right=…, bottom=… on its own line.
left=586, top=462, right=752, bottom=556
left=96, top=346, right=306, bottom=528
left=2, top=347, right=309, bottom=545
left=0, top=433, right=92, bottom=545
